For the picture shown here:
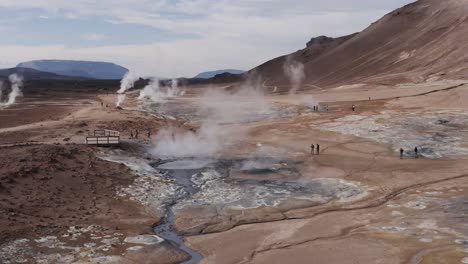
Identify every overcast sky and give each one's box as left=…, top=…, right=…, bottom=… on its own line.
left=0, top=0, right=414, bottom=78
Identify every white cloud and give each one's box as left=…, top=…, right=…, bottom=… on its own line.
left=0, top=0, right=414, bottom=77
left=84, top=33, right=107, bottom=41
left=63, top=12, right=80, bottom=20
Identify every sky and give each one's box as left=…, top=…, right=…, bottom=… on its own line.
left=0, top=0, right=414, bottom=78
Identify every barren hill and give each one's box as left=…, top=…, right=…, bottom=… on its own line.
left=0, top=67, right=89, bottom=80
left=194, top=69, right=244, bottom=79
left=17, top=60, right=128, bottom=80
left=248, top=0, right=468, bottom=90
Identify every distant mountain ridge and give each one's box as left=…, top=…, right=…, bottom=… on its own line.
left=0, top=67, right=90, bottom=80
left=194, top=69, right=244, bottom=79
left=17, top=60, right=128, bottom=80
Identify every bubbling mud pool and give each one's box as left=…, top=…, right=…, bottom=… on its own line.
left=154, top=158, right=365, bottom=209
left=153, top=157, right=365, bottom=263
left=99, top=151, right=367, bottom=263
left=137, top=100, right=315, bottom=124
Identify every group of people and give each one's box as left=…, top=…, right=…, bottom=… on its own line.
left=130, top=130, right=139, bottom=139
left=310, top=144, right=320, bottom=155
left=100, top=101, right=109, bottom=108
left=312, top=105, right=329, bottom=112
left=310, top=145, right=421, bottom=159
left=400, top=147, right=420, bottom=159
left=130, top=128, right=153, bottom=139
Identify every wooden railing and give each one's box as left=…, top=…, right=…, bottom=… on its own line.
left=86, top=130, right=120, bottom=146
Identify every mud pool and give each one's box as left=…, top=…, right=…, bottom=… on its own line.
left=152, top=157, right=366, bottom=262
left=98, top=150, right=367, bottom=263
left=154, top=158, right=366, bottom=210
left=153, top=165, right=204, bottom=264
left=138, top=100, right=315, bottom=124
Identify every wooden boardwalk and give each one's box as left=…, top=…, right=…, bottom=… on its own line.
left=86, top=130, right=120, bottom=146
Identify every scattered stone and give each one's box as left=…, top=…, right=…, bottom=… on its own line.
left=126, top=246, right=144, bottom=251
left=124, top=235, right=164, bottom=245
left=101, top=237, right=120, bottom=247
left=391, top=211, right=404, bottom=216
left=382, top=226, right=406, bottom=232
left=405, top=201, right=427, bottom=210
left=455, top=239, right=468, bottom=245
left=419, top=238, right=433, bottom=243
left=78, top=121, right=88, bottom=127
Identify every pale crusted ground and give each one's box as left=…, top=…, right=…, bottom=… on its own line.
left=184, top=80, right=468, bottom=264
left=1, top=79, right=467, bottom=263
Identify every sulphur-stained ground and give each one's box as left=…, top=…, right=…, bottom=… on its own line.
left=0, top=79, right=467, bottom=264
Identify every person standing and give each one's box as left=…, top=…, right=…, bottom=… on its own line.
left=414, top=147, right=419, bottom=158
left=316, top=144, right=320, bottom=155
left=352, top=104, right=356, bottom=112
left=311, top=144, right=315, bottom=155
left=400, top=148, right=404, bottom=159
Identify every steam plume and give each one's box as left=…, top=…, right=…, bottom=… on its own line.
left=138, top=78, right=182, bottom=103
left=299, top=95, right=317, bottom=109
left=116, top=94, right=126, bottom=107
left=0, top=74, right=23, bottom=107
left=138, top=79, right=161, bottom=102
left=0, top=81, right=3, bottom=100
left=168, top=79, right=180, bottom=97
left=151, top=80, right=270, bottom=158
left=8, top=74, right=23, bottom=105
left=283, top=57, right=305, bottom=94
left=118, top=71, right=139, bottom=94
left=115, top=71, right=139, bottom=107
left=152, top=121, right=225, bottom=158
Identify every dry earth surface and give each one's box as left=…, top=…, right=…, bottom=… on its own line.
left=0, top=78, right=467, bottom=264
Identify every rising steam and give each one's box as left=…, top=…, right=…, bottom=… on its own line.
left=283, top=57, right=305, bottom=94
left=152, top=121, right=225, bottom=158
left=151, top=80, right=270, bottom=158
left=118, top=71, right=139, bottom=94
left=0, top=80, right=3, bottom=100
left=299, top=95, right=317, bottom=109
left=138, top=79, right=161, bottom=102
left=138, top=78, right=182, bottom=103
left=8, top=74, right=23, bottom=105
left=0, top=74, right=23, bottom=107
left=168, top=79, right=180, bottom=97
left=116, top=94, right=126, bottom=107
left=115, top=71, right=139, bottom=107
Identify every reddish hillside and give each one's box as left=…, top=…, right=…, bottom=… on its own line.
left=248, top=0, right=468, bottom=91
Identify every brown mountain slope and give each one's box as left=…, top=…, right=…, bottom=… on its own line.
left=249, top=0, right=468, bottom=91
